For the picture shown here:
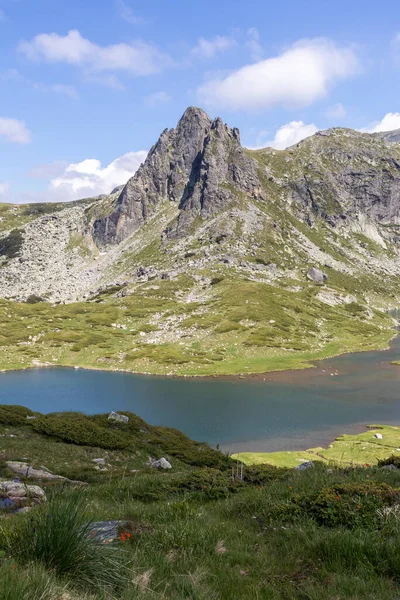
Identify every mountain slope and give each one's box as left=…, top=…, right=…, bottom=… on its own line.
left=1, top=108, right=400, bottom=375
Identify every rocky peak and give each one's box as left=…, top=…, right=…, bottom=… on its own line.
left=92, top=107, right=262, bottom=246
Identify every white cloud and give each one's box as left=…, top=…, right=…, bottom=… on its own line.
left=198, top=38, right=360, bottom=111
left=0, top=117, right=31, bottom=144
left=192, top=35, right=235, bottom=59
left=144, top=91, right=171, bottom=107
left=0, top=182, right=10, bottom=196
left=49, top=150, right=148, bottom=201
left=326, top=102, right=346, bottom=119
left=252, top=121, right=318, bottom=150
left=246, top=28, right=263, bottom=61
left=116, top=0, right=145, bottom=24
left=19, top=30, right=172, bottom=75
left=365, top=112, right=400, bottom=133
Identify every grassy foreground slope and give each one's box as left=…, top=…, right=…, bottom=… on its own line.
left=2, top=407, right=400, bottom=598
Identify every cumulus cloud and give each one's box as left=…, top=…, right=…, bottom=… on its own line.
left=198, top=38, right=360, bottom=111
left=0, top=182, right=10, bottom=196
left=144, top=91, right=171, bottom=107
left=0, top=117, right=31, bottom=144
left=326, top=102, right=346, bottom=119
left=19, top=30, right=172, bottom=75
left=48, top=150, right=148, bottom=201
left=252, top=121, right=318, bottom=150
left=365, top=112, right=400, bottom=133
left=192, top=35, right=236, bottom=59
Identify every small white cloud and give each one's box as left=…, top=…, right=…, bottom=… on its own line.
left=19, top=29, right=172, bottom=76
left=198, top=38, right=360, bottom=111
left=365, top=112, right=400, bottom=133
left=0, top=182, right=10, bottom=196
left=0, top=117, right=31, bottom=144
left=246, top=28, right=263, bottom=61
left=325, top=102, right=346, bottom=119
left=144, top=91, right=171, bottom=107
left=192, top=35, right=236, bottom=59
left=251, top=121, right=318, bottom=150
left=116, top=0, right=145, bottom=24
left=49, top=150, right=148, bottom=201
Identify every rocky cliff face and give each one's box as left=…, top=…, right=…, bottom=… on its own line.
left=92, top=107, right=263, bottom=246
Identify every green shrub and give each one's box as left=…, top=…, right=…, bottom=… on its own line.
left=178, top=467, right=242, bottom=500
left=25, top=295, right=45, bottom=305
left=291, top=482, right=400, bottom=529
left=32, top=413, right=131, bottom=450
left=0, top=229, right=24, bottom=259
left=1, top=494, right=128, bottom=590
left=243, top=464, right=290, bottom=486
left=0, top=405, right=35, bottom=426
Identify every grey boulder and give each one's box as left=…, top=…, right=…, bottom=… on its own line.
left=307, top=268, right=328, bottom=285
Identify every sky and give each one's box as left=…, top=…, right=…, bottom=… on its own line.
left=0, top=0, right=400, bottom=203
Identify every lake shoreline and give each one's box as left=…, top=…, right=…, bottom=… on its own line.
left=0, top=326, right=398, bottom=383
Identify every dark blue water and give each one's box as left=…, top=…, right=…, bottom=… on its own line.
left=1, top=334, right=400, bottom=452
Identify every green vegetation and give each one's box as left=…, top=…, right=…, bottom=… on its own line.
left=2, top=408, right=400, bottom=598
left=233, top=425, right=400, bottom=468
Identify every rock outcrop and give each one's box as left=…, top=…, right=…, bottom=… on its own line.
left=92, top=107, right=263, bottom=246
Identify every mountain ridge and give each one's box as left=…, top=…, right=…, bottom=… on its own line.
left=1, top=107, right=400, bottom=375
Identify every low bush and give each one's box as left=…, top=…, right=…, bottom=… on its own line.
left=32, top=413, right=131, bottom=450
left=0, top=405, right=35, bottom=426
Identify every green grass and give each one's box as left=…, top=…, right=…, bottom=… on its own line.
left=2, top=409, right=400, bottom=598
left=233, top=425, right=400, bottom=468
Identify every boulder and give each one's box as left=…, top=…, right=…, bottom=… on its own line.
left=92, top=458, right=106, bottom=466
left=307, top=267, right=328, bottom=285
left=147, top=457, right=172, bottom=470
left=108, top=411, right=129, bottom=424
left=5, top=462, right=85, bottom=485
left=374, top=433, right=383, bottom=440
left=0, top=481, right=46, bottom=509
left=295, top=461, right=315, bottom=471
left=6, top=461, right=68, bottom=481
left=381, top=464, right=397, bottom=471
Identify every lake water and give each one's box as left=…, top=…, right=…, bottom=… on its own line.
left=1, top=333, right=400, bottom=453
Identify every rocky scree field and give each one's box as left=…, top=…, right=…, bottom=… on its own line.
left=1, top=109, right=400, bottom=375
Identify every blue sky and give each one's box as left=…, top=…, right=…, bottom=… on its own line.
left=0, top=0, right=399, bottom=203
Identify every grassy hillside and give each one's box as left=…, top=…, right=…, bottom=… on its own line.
left=2, top=407, right=400, bottom=599
left=0, top=271, right=396, bottom=376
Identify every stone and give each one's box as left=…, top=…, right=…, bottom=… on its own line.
left=307, top=268, right=328, bottom=285
left=108, top=411, right=129, bottom=424
left=92, top=458, right=106, bottom=466
left=87, top=520, right=129, bottom=543
left=147, top=457, right=172, bottom=470
left=381, top=464, right=397, bottom=470
left=295, top=461, right=315, bottom=471
left=374, top=433, right=383, bottom=439
left=5, top=462, right=84, bottom=485
left=0, top=481, right=46, bottom=509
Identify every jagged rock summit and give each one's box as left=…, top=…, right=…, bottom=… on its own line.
left=93, top=107, right=263, bottom=246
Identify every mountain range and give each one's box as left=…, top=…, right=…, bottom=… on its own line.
left=1, top=107, right=400, bottom=375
